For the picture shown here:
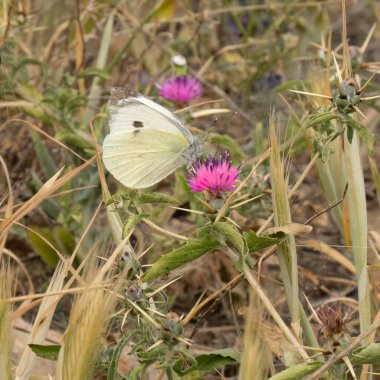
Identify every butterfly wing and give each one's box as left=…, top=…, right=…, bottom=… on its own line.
left=107, top=88, right=194, bottom=141
left=102, top=90, right=192, bottom=188
left=103, top=129, right=189, bottom=188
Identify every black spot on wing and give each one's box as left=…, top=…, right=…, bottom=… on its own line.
left=133, top=121, right=144, bottom=128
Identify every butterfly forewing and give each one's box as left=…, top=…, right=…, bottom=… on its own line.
left=102, top=88, right=196, bottom=188
left=108, top=88, right=192, bottom=140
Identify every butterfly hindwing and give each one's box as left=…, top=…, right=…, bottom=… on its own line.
left=102, top=129, right=189, bottom=188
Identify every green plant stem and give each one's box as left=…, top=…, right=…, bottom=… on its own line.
left=343, top=132, right=371, bottom=337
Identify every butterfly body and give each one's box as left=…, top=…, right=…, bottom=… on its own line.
left=102, top=89, right=201, bottom=188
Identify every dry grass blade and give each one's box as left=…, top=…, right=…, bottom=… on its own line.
left=197, top=40, right=268, bottom=77
left=0, top=119, right=87, bottom=162
left=0, top=100, right=35, bottom=108
left=56, top=264, right=125, bottom=380
left=190, top=108, right=231, bottom=119
left=4, top=145, right=90, bottom=233
left=0, top=262, right=12, bottom=380
left=288, top=89, right=332, bottom=100
left=269, top=113, right=300, bottom=339
left=2, top=247, right=34, bottom=320
left=301, top=239, right=355, bottom=274
left=238, top=292, right=269, bottom=380
left=0, top=168, right=64, bottom=234
left=15, top=260, right=68, bottom=379
left=173, top=99, right=224, bottom=115
left=0, top=155, right=13, bottom=258
left=183, top=273, right=244, bottom=326
left=0, top=156, right=96, bottom=235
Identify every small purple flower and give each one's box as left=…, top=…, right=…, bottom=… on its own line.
left=159, top=76, right=202, bottom=103
left=187, top=152, right=240, bottom=196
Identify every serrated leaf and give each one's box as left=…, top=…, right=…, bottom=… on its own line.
left=199, top=222, right=245, bottom=254
left=209, top=133, right=245, bottom=163
left=344, top=118, right=374, bottom=154
left=122, top=213, right=149, bottom=238
left=28, top=344, right=61, bottom=361
left=174, top=348, right=240, bottom=376
left=77, top=67, right=111, bottom=80
left=106, top=190, right=138, bottom=207
left=139, top=192, right=179, bottom=204
left=350, top=343, right=380, bottom=365
left=143, top=236, right=219, bottom=281
left=245, top=230, right=284, bottom=252
left=305, top=112, right=338, bottom=129
left=268, top=361, right=322, bottom=380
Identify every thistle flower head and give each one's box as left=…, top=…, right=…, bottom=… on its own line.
left=159, top=76, right=202, bottom=102
left=187, top=152, right=240, bottom=196
left=316, top=303, right=352, bottom=340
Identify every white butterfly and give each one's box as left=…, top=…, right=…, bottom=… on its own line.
left=102, top=88, right=202, bottom=188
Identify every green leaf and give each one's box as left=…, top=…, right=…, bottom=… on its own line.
left=321, top=145, right=333, bottom=163
left=77, top=67, right=111, bottom=80
left=30, top=172, right=61, bottom=218
left=31, top=131, right=58, bottom=179
left=122, top=213, right=149, bottom=238
left=305, top=112, right=338, bottom=129
left=350, top=343, right=380, bottom=365
left=174, top=348, right=240, bottom=376
left=139, top=192, right=180, bottom=204
left=55, top=130, right=94, bottom=151
left=13, top=58, right=46, bottom=76
left=346, top=124, right=354, bottom=144
left=28, top=226, right=76, bottom=268
left=28, top=344, right=61, bottom=361
left=199, top=222, right=245, bottom=254
left=107, top=331, right=137, bottom=380
left=268, top=362, right=322, bottom=380
left=344, top=117, right=374, bottom=154
left=106, top=190, right=138, bottom=207
left=245, top=230, right=284, bottom=252
left=209, top=133, right=245, bottom=162
left=127, top=363, right=149, bottom=380
left=143, top=236, right=219, bottom=281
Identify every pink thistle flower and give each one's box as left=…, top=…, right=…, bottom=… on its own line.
left=187, top=152, right=240, bottom=196
left=159, top=76, right=202, bottom=102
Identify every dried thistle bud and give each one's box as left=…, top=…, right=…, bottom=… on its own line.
left=316, top=303, right=352, bottom=340
left=125, top=284, right=143, bottom=301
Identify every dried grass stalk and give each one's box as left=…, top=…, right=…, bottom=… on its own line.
left=15, top=260, right=68, bottom=380
left=269, top=113, right=300, bottom=340
left=0, top=261, right=12, bottom=380
left=238, top=291, right=269, bottom=380
left=56, top=261, right=124, bottom=380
